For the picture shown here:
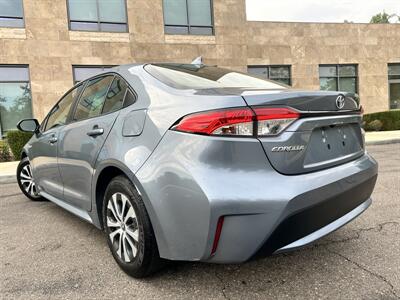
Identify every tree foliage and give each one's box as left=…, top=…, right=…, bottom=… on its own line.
left=6, top=130, right=33, bottom=158
left=370, top=11, right=399, bottom=23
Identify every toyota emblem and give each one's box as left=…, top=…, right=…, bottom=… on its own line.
left=336, top=95, right=345, bottom=109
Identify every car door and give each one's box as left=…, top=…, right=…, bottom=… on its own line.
left=29, top=84, right=83, bottom=199
left=57, top=75, right=128, bottom=210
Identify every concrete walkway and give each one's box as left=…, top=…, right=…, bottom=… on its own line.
left=0, top=130, right=399, bottom=183
left=0, top=161, right=19, bottom=183
left=365, top=130, right=400, bottom=145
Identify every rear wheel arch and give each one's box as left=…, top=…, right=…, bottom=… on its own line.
left=93, top=161, right=166, bottom=257
left=102, top=175, right=164, bottom=277
left=20, top=151, right=28, bottom=160
left=95, top=165, right=126, bottom=229
left=94, top=163, right=149, bottom=228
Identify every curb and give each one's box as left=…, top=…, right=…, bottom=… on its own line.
left=365, top=139, right=400, bottom=146
left=0, top=175, right=16, bottom=184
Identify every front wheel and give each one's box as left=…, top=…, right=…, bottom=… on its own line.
left=17, top=157, right=43, bottom=201
left=102, top=175, right=163, bottom=278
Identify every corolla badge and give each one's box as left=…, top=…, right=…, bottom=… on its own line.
left=336, top=95, right=345, bottom=109
left=271, top=145, right=305, bottom=152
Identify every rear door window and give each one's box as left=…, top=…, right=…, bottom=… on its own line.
left=74, top=75, right=113, bottom=121
left=102, top=76, right=128, bottom=114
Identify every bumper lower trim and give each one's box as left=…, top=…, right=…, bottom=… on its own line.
left=253, top=174, right=377, bottom=258
left=274, top=197, right=371, bottom=254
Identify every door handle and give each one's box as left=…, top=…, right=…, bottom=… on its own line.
left=49, top=137, right=58, bottom=144
left=87, top=127, right=104, bottom=137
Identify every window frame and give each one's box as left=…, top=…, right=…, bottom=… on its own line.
left=319, top=64, right=359, bottom=94
left=247, top=65, right=292, bottom=86
left=0, top=0, right=25, bottom=28
left=388, top=63, right=400, bottom=80
left=0, top=64, right=32, bottom=138
left=388, top=63, right=400, bottom=110
left=66, top=0, right=129, bottom=33
left=162, top=0, right=215, bottom=36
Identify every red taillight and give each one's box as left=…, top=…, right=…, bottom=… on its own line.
left=173, top=108, right=254, bottom=136
left=211, top=216, right=224, bottom=255
left=172, top=107, right=299, bottom=137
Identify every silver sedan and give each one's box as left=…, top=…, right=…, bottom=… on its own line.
left=16, top=63, right=378, bottom=277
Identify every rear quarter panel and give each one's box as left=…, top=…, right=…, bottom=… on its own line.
left=91, top=66, right=247, bottom=226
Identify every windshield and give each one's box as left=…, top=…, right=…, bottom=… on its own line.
left=144, top=64, right=287, bottom=90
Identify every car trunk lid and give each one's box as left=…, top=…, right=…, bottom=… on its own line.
left=242, top=89, right=360, bottom=112
left=243, top=90, right=364, bottom=175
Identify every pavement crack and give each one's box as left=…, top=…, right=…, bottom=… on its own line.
left=214, top=269, right=230, bottom=300
left=320, top=221, right=399, bottom=246
left=325, top=247, right=400, bottom=299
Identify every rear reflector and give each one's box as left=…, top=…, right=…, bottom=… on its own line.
left=211, top=216, right=224, bottom=255
left=172, top=107, right=300, bottom=137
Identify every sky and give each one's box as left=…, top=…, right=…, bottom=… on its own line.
left=246, top=0, right=400, bottom=23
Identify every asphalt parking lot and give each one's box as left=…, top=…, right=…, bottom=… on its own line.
left=1, top=143, right=399, bottom=300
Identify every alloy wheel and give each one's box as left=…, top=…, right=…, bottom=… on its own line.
left=19, top=164, right=38, bottom=197
left=107, top=192, right=139, bottom=263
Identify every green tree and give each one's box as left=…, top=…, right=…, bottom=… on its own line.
left=370, top=11, right=399, bottom=23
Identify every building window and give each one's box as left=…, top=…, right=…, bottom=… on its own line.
left=67, top=0, right=128, bottom=32
left=319, top=64, right=358, bottom=94
left=0, top=0, right=24, bottom=28
left=72, top=66, right=116, bottom=84
left=388, top=63, right=400, bottom=109
left=0, top=66, right=32, bottom=138
left=247, top=65, right=291, bottom=85
left=163, top=0, right=214, bottom=35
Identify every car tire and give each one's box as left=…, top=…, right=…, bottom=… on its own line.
left=102, top=175, right=163, bottom=278
left=17, top=157, right=44, bottom=201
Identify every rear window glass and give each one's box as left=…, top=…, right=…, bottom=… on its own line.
left=144, top=64, right=287, bottom=90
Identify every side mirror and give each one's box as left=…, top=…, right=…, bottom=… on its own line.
left=17, top=119, right=40, bottom=133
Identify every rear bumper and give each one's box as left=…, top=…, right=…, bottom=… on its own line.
left=136, top=131, right=378, bottom=263
left=254, top=174, right=377, bottom=257
left=207, top=161, right=377, bottom=263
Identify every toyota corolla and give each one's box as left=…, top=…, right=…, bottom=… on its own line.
left=16, top=63, right=378, bottom=277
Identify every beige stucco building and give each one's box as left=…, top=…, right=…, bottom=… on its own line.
left=0, top=0, right=399, bottom=135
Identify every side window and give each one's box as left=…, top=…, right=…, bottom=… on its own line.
left=45, top=84, right=83, bottom=131
left=123, top=89, right=136, bottom=107
left=102, top=76, right=128, bottom=114
left=74, top=75, right=113, bottom=121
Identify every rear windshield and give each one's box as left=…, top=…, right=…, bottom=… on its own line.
left=144, top=64, right=287, bottom=90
